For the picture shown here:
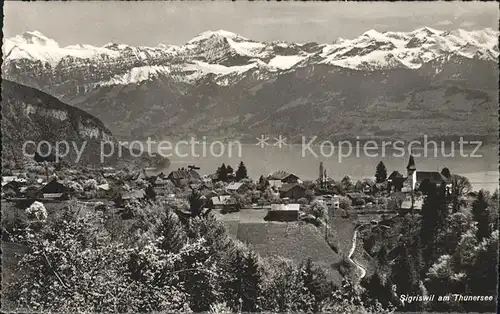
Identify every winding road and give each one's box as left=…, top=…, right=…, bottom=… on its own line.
left=347, top=228, right=367, bottom=280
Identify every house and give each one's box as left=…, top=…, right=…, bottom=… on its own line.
left=279, top=184, right=306, bottom=200
left=268, top=171, right=300, bottom=184
left=209, top=195, right=240, bottom=212
left=41, top=178, right=67, bottom=194
left=42, top=193, right=68, bottom=201
left=226, top=182, right=248, bottom=194
left=346, top=193, right=366, bottom=206
left=210, top=195, right=233, bottom=209
left=153, top=178, right=174, bottom=189
left=387, top=171, right=405, bottom=192
left=167, top=168, right=201, bottom=185
left=265, top=204, right=300, bottom=222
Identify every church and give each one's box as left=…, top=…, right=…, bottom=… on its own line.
left=388, top=154, right=453, bottom=210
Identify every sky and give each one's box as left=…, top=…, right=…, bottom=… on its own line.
left=3, top=1, right=499, bottom=47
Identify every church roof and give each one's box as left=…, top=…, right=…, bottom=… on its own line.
left=416, top=171, right=449, bottom=184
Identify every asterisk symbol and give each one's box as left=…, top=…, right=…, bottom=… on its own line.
left=255, top=134, right=270, bottom=148
left=273, top=134, right=287, bottom=148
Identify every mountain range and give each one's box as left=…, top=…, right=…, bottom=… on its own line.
left=2, top=27, right=498, bottom=142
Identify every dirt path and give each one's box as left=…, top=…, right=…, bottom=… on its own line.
left=348, top=229, right=366, bottom=280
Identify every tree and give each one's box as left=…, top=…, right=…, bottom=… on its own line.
left=471, top=190, right=491, bottom=242
left=391, top=244, right=422, bottom=311
left=235, top=161, right=248, bottom=181
left=340, top=175, right=354, bottom=193
left=361, top=273, right=394, bottom=308
left=188, top=190, right=204, bottom=217
left=319, top=162, right=325, bottom=187
left=420, top=188, right=448, bottom=266
left=375, top=161, right=387, bottom=183
left=465, top=230, right=498, bottom=313
left=306, top=201, right=328, bottom=222
left=154, top=210, right=188, bottom=253
left=354, top=180, right=363, bottom=192
left=257, top=175, right=269, bottom=191
left=299, top=258, right=334, bottom=313
left=450, top=175, right=472, bottom=212
left=216, top=164, right=228, bottom=182
left=223, top=244, right=263, bottom=312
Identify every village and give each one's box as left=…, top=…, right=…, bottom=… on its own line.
left=2, top=153, right=474, bottom=251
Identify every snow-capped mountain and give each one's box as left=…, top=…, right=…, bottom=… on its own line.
left=2, top=28, right=498, bottom=141
left=4, top=27, right=497, bottom=86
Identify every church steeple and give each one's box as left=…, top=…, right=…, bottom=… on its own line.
left=406, top=154, right=416, bottom=174
left=406, top=153, right=417, bottom=212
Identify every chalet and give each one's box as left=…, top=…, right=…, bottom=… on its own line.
left=42, top=193, right=68, bottom=201
left=153, top=178, right=174, bottom=189
left=268, top=171, right=300, bottom=184
left=387, top=171, right=405, bottom=192
left=210, top=195, right=232, bottom=209
left=265, top=204, right=300, bottom=222
left=226, top=182, right=248, bottom=194
left=167, top=168, right=201, bottom=185
left=279, top=184, right=306, bottom=200
left=41, top=178, right=67, bottom=194
left=209, top=195, right=240, bottom=213
left=346, top=193, right=367, bottom=206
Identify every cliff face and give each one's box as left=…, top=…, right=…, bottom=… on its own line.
left=1, top=80, right=167, bottom=167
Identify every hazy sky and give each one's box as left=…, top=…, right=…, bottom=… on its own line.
left=4, top=1, right=499, bottom=47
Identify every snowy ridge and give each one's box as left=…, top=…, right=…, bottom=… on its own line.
left=3, top=27, right=498, bottom=86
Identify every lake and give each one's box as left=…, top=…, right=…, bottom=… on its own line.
left=145, top=142, right=498, bottom=192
